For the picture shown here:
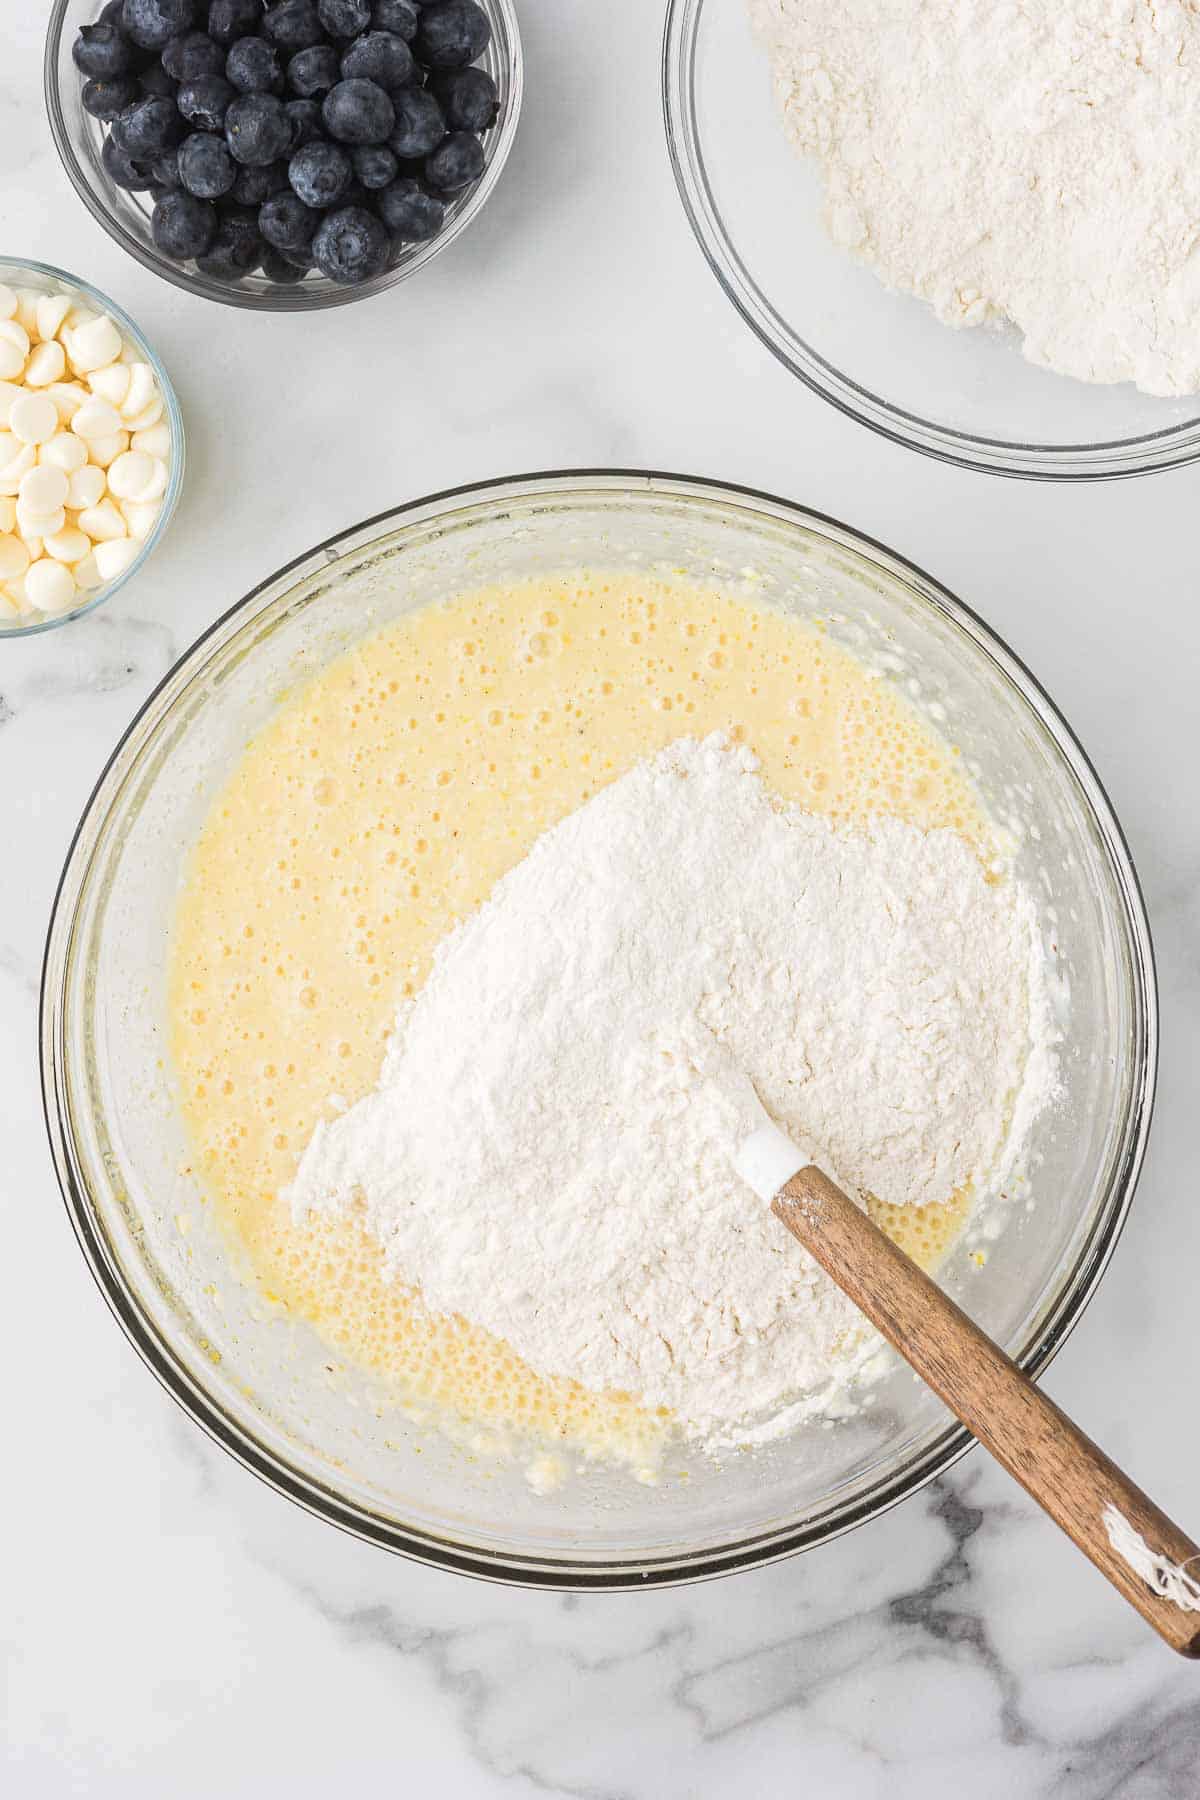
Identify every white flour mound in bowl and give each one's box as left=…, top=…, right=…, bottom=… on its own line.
left=749, top=0, right=1200, bottom=397
left=288, top=735, right=1059, bottom=1449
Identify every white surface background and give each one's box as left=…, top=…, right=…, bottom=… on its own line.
left=4, top=3, right=1199, bottom=1795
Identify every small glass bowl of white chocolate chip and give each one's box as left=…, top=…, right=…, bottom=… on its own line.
left=0, top=258, right=182, bottom=635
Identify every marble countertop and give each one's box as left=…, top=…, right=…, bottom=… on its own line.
left=5, top=3, right=1199, bottom=1794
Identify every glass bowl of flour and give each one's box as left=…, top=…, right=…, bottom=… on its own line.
left=42, top=472, right=1155, bottom=1586
left=663, top=0, right=1200, bottom=479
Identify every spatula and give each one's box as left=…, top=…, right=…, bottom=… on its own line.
left=735, top=1111, right=1200, bottom=1657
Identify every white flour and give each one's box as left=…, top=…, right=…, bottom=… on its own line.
left=288, top=736, right=1058, bottom=1449
left=749, top=0, right=1200, bottom=396
left=1102, top=1504, right=1200, bottom=1614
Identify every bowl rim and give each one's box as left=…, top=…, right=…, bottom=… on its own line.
left=40, top=468, right=1158, bottom=1587
left=661, top=0, right=1200, bottom=483
left=43, top=0, right=524, bottom=314
left=0, top=255, right=185, bottom=638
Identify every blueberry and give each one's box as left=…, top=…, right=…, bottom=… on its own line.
left=206, top=0, right=262, bottom=46
left=322, top=76, right=393, bottom=143
left=148, top=144, right=183, bottom=186
left=351, top=142, right=397, bottom=188
left=225, top=90, right=293, bottom=162
left=196, top=205, right=264, bottom=275
left=287, top=43, right=340, bottom=95
left=339, top=29, right=413, bottom=92
left=432, top=65, right=496, bottom=132
left=371, top=0, right=417, bottom=41
left=262, top=0, right=325, bottom=50
left=288, top=137, right=352, bottom=205
left=102, top=132, right=153, bottom=189
left=72, top=22, right=137, bottom=78
left=162, top=29, right=225, bottom=79
left=317, top=0, right=370, bottom=38
left=258, top=187, right=320, bottom=250
left=226, top=35, right=285, bottom=93
left=415, top=0, right=489, bottom=70
left=81, top=73, right=140, bottom=121
left=114, top=94, right=184, bottom=156
left=196, top=245, right=256, bottom=281
left=423, top=128, right=482, bottom=192
left=178, top=129, right=238, bottom=196
left=151, top=187, right=217, bottom=256
left=387, top=85, right=444, bottom=158
left=261, top=244, right=308, bottom=282
left=231, top=157, right=290, bottom=202
left=121, top=0, right=196, bottom=51
left=138, top=62, right=180, bottom=98
left=284, top=96, right=325, bottom=144
left=311, top=204, right=388, bottom=281
left=99, top=0, right=130, bottom=24
left=375, top=174, right=443, bottom=239
left=177, top=73, right=235, bottom=128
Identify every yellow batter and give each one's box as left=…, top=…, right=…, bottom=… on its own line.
left=170, top=572, right=988, bottom=1469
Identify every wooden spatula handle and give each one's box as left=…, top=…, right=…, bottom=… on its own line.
left=773, top=1167, right=1200, bottom=1657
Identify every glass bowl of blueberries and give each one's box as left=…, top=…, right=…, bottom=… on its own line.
left=45, top=0, right=522, bottom=308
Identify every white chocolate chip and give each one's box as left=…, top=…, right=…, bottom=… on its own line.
left=22, top=533, right=42, bottom=559
left=107, top=450, right=154, bottom=501
left=65, top=314, right=123, bottom=375
left=87, top=431, right=128, bottom=468
left=72, top=397, right=123, bottom=441
left=93, top=537, right=139, bottom=583
left=137, top=456, right=168, bottom=503
left=67, top=464, right=106, bottom=510
left=39, top=432, right=88, bottom=474
left=76, top=553, right=104, bottom=591
left=0, top=534, right=30, bottom=580
left=0, top=496, right=13, bottom=533
left=0, top=380, right=24, bottom=424
left=19, top=463, right=69, bottom=515
left=36, top=293, right=72, bottom=342
left=121, top=497, right=160, bottom=542
left=120, top=362, right=157, bottom=420
left=0, top=316, right=30, bottom=354
left=44, top=525, right=91, bottom=564
left=77, top=499, right=127, bottom=543
left=13, top=290, right=41, bottom=339
left=122, top=395, right=163, bottom=434
left=0, top=285, right=16, bottom=320
left=88, top=362, right=130, bottom=407
left=0, top=440, right=36, bottom=495
left=131, top=421, right=171, bottom=458
left=24, top=339, right=66, bottom=388
left=25, top=557, right=77, bottom=613
left=0, top=328, right=27, bottom=381
left=9, top=392, right=58, bottom=446
left=17, top=501, right=65, bottom=543
left=46, top=381, right=87, bottom=422
left=0, top=589, right=21, bottom=622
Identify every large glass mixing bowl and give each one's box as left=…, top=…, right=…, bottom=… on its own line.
left=41, top=472, right=1156, bottom=1586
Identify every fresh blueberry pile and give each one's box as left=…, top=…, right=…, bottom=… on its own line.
left=73, top=0, right=500, bottom=287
